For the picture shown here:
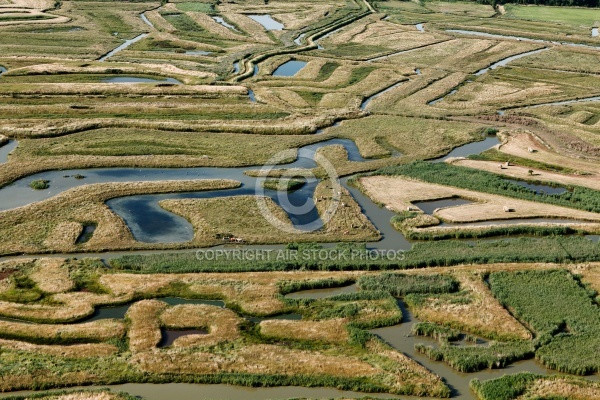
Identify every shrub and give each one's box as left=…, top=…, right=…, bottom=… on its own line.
left=29, top=180, right=49, bottom=190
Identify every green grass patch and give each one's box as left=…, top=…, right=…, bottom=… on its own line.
left=261, top=178, right=306, bottom=192
left=489, top=269, right=600, bottom=374
left=316, top=61, right=340, bottom=81
left=358, top=273, right=459, bottom=296
left=29, top=179, right=49, bottom=190
left=504, top=4, right=600, bottom=27
left=109, top=237, right=600, bottom=273
left=176, top=2, right=214, bottom=13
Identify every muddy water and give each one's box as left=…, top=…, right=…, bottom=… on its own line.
left=81, top=298, right=226, bottom=322
left=430, top=135, right=500, bottom=162
left=360, top=80, right=405, bottom=110
left=0, top=139, right=17, bottom=164
left=98, top=33, right=149, bottom=62
left=159, top=329, right=208, bottom=347
left=248, top=14, right=284, bottom=31
left=272, top=60, right=307, bottom=77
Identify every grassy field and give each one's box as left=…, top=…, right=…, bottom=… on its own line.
left=504, top=4, right=600, bottom=27
left=1, top=0, right=600, bottom=395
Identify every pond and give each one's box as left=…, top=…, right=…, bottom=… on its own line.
left=101, top=76, right=182, bottom=84
left=416, top=23, right=425, bottom=32
left=248, top=14, right=284, bottom=31
left=0, top=66, right=6, bottom=75
left=212, top=16, right=239, bottom=32
left=592, top=27, right=599, bottom=37
left=412, top=198, right=474, bottom=215
left=272, top=60, right=307, bottom=77
left=159, top=329, right=208, bottom=347
left=186, top=50, right=212, bottom=55
left=505, top=179, right=568, bottom=195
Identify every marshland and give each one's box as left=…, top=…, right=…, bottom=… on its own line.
left=1, top=0, right=600, bottom=398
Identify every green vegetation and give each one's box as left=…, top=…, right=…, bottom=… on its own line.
left=341, top=66, right=377, bottom=87
left=412, top=322, right=461, bottom=341
left=504, top=4, right=600, bottom=25
left=176, top=2, right=215, bottom=13
left=470, top=372, right=542, bottom=400
left=415, top=340, right=535, bottom=373
left=377, top=161, right=600, bottom=214
left=261, top=178, right=306, bottom=191
left=29, top=180, right=49, bottom=190
left=358, top=273, right=459, bottom=296
left=110, top=237, right=600, bottom=273
left=316, top=62, right=341, bottom=81
left=469, top=149, right=577, bottom=174
left=489, top=269, right=600, bottom=374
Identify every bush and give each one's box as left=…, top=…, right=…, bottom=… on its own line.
left=358, top=273, right=459, bottom=296
left=29, top=179, right=49, bottom=190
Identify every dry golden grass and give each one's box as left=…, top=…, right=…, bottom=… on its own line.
left=452, top=158, right=600, bottom=191
left=0, top=288, right=132, bottom=323
left=259, top=319, right=349, bottom=344
left=100, top=270, right=367, bottom=316
left=409, top=272, right=532, bottom=341
left=16, top=391, right=128, bottom=400
left=365, top=339, right=448, bottom=397
left=0, top=339, right=118, bottom=358
left=359, top=175, right=600, bottom=225
left=160, top=181, right=378, bottom=246
left=29, top=258, right=74, bottom=294
left=126, top=300, right=167, bottom=353
left=0, top=318, right=124, bottom=342
left=499, top=132, right=600, bottom=175
left=519, top=377, right=600, bottom=400
left=42, top=222, right=83, bottom=252
left=131, top=343, right=379, bottom=377
left=0, top=180, right=240, bottom=255
left=160, top=304, right=242, bottom=348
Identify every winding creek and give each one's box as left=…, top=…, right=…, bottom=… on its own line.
left=1, top=56, right=599, bottom=398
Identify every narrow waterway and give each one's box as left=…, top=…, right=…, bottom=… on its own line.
left=360, top=80, right=405, bottom=110
left=447, top=29, right=600, bottom=51
left=98, top=33, right=149, bottom=62
left=0, top=139, right=18, bottom=164
left=474, top=48, right=548, bottom=76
